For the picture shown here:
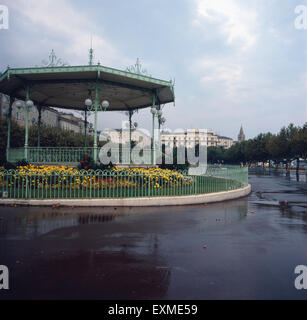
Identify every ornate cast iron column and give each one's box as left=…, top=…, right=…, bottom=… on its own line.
left=93, top=86, right=99, bottom=163
left=25, top=85, right=30, bottom=161
left=37, top=105, right=42, bottom=148
left=6, top=97, right=12, bottom=162
left=84, top=109, right=88, bottom=148
left=151, top=94, right=156, bottom=166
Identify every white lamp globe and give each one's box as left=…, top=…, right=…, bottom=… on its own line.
left=85, top=99, right=92, bottom=107
left=157, top=110, right=163, bottom=117
left=26, top=100, right=34, bottom=108
left=101, top=100, right=110, bottom=109
left=151, top=107, right=157, bottom=115
left=15, top=101, right=23, bottom=109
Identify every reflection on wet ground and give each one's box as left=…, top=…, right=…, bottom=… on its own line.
left=0, top=171, right=307, bottom=300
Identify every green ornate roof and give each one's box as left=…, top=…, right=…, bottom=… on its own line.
left=0, top=64, right=175, bottom=111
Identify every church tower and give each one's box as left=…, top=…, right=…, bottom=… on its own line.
left=238, top=125, right=246, bottom=143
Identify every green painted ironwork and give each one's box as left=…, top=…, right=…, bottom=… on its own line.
left=7, top=147, right=154, bottom=165
left=128, top=110, right=133, bottom=164
left=37, top=105, right=42, bottom=148
left=6, top=101, right=12, bottom=162
left=84, top=109, right=88, bottom=148
left=24, top=85, right=30, bottom=161
left=126, top=58, right=151, bottom=77
left=152, top=93, right=156, bottom=165
left=0, top=166, right=248, bottom=200
left=0, top=65, right=173, bottom=88
left=40, top=50, right=69, bottom=68
left=93, top=85, right=99, bottom=163
left=89, top=46, right=94, bottom=66
left=8, top=148, right=95, bottom=164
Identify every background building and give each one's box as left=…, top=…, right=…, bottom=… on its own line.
left=161, top=129, right=234, bottom=150
left=217, top=136, right=234, bottom=149
left=102, top=129, right=152, bottom=147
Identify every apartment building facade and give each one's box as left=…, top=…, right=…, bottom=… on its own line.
left=161, top=129, right=234, bottom=150
left=102, top=129, right=152, bottom=147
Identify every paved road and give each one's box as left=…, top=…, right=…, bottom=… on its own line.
left=0, top=172, right=307, bottom=300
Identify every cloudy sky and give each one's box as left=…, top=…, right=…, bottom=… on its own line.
left=0, top=0, right=306, bottom=139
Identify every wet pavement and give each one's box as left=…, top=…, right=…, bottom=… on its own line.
left=0, top=171, right=307, bottom=300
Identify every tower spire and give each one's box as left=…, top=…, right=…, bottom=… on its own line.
left=238, top=125, right=246, bottom=143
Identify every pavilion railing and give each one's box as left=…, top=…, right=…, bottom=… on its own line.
left=7, top=148, right=95, bottom=163
left=7, top=147, right=153, bottom=164
left=0, top=166, right=248, bottom=199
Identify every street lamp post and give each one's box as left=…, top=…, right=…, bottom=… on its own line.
left=16, top=97, right=34, bottom=161
left=157, top=109, right=166, bottom=164
left=37, top=105, right=42, bottom=149
left=84, top=98, right=92, bottom=149
left=5, top=97, right=13, bottom=162
left=85, top=96, right=109, bottom=163
left=84, top=110, right=88, bottom=148
left=151, top=106, right=157, bottom=165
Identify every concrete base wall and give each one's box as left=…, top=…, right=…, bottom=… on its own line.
left=0, top=185, right=251, bottom=207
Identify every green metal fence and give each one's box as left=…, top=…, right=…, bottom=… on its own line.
left=0, top=166, right=248, bottom=200
left=8, top=147, right=95, bottom=163
left=7, top=147, right=153, bottom=164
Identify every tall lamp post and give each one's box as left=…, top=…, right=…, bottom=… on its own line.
left=157, top=109, right=166, bottom=163
left=16, top=99, right=34, bottom=161
left=84, top=109, right=88, bottom=148
left=4, top=98, right=12, bottom=162
left=151, top=106, right=158, bottom=165
left=157, top=110, right=166, bottom=159
left=85, top=97, right=110, bottom=163
left=126, top=110, right=138, bottom=164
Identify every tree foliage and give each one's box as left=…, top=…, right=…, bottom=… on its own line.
left=207, top=123, right=307, bottom=168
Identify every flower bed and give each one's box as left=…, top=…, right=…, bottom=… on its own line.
left=0, top=165, right=193, bottom=191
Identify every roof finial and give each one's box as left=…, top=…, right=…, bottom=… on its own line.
left=126, top=58, right=151, bottom=77
left=89, top=36, right=94, bottom=66
left=40, top=50, right=68, bottom=67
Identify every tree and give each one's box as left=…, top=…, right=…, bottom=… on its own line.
left=224, top=142, right=247, bottom=164
left=266, top=135, right=284, bottom=169
left=207, top=147, right=224, bottom=164
left=290, top=123, right=307, bottom=173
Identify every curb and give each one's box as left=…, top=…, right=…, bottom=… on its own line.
left=0, top=185, right=251, bottom=207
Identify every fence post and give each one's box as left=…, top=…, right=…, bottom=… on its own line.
left=25, top=175, right=29, bottom=199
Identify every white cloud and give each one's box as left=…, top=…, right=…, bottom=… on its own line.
left=193, top=58, right=245, bottom=101
left=8, top=0, right=128, bottom=67
left=194, top=0, right=258, bottom=49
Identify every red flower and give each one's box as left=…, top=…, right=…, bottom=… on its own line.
left=84, top=166, right=88, bottom=170
left=81, top=160, right=84, bottom=164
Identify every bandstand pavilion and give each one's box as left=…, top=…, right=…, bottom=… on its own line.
left=0, top=51, right=175, bottom=166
